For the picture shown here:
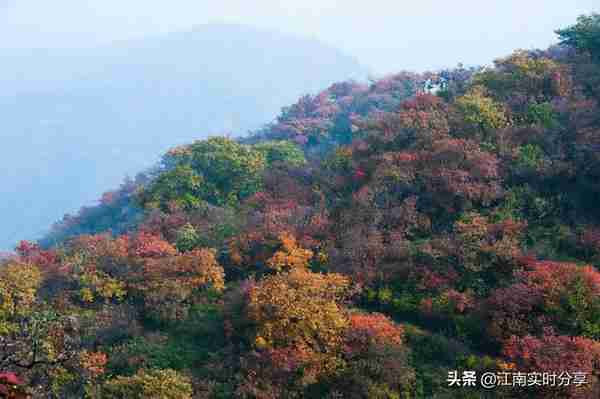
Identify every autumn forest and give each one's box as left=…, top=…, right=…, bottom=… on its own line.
left=1, top=14, right=600, bottom=399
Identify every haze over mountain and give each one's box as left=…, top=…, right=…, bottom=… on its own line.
left=1, top=1, right=597, bottom=74
left=0, top=23, right=367, bottom=250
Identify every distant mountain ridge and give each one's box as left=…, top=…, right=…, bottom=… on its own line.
left=0, top=24, right=368, bottom=250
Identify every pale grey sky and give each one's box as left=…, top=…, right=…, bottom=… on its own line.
left=1, top=1, right=599, bottom=74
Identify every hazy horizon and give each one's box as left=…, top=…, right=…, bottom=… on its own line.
left=2, top=1, right=598, bottom=74
left=0, top=23, right=367, bottom=251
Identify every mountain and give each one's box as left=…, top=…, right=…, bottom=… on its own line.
left=0, top=24, right=368, bottom=250
left=2, top=14, right=600, bottom=399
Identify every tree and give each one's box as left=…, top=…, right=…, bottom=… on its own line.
left=0, top=262, right=42, bottom=333
left=416, top=138, right=503, bottom=211
left=247, top=269, right=350, bottom=353
left=254, top=140, right=306, bottom=166
left=454, top=86, right=509, bottom=140
left=503, top=333, right=600, bottom=398
left=135, top=249, right=225, bottom=323
left=557, top=14, right=600, bottom=62
left=175, top=223, right=200, bottom=253
left=266, top=232, right=313, bottom=272
left=137, top=165, right=206, bottom=212
left=486, top=259, right=600, bottom=341
left=182, top=137, right=266, bottom=206
left=139, top=137, right=267, bottom=210
left=131, top=232, right=177, bottom=259
left=319, top=313, right=416, bottom=398
left=0, top=372, right=26, bottom=398
left=453, top=212, right=525, bottom=285
left=473, top=51, right=569, bottom=102
left=242, top=269, right=351, bottom=389
left=100, top=368, right=193, bottom=399
left=0, top=310, right=81, bottom=388
left=345, top=313, right=404, bottom=351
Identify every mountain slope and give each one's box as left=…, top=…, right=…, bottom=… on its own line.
left=2, top=15, right=600, bottom=399
left=0, top=24, right=368, bottom=250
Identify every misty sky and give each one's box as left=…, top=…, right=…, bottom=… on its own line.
left=2, top=1, right=598, bottom=74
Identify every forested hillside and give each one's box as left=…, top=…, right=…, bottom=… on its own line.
left=0, top=23, right=366, bottom=251
left=1, top=15, right=600, bottom=398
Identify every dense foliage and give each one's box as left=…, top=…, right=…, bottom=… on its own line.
left=2, top=15, right=600, bottom=398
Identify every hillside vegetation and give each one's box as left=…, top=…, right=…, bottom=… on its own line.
left=2, top=15, right=600, bottom=398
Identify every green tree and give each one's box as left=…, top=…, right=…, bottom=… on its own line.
left=139, top=137, right=267, bottom=209
left=100, top=369, right=193, bottom=399
left=254, top=140, right=306, bottom=166
left=186, top=137, right=266, bottom=206
left=557, top=13, right=600, bottom=62
left=137, top=164, right=205, bottom=212
left=175, top=223, right=200, bottom=252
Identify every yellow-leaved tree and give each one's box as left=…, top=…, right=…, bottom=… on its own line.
left=0, top=262, right=42, bottom=333
left=100, top=368, right=193, bottom=399
left=246, top=268, right=350, bottom=383
left=266, top=232, right=313, bottom=272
